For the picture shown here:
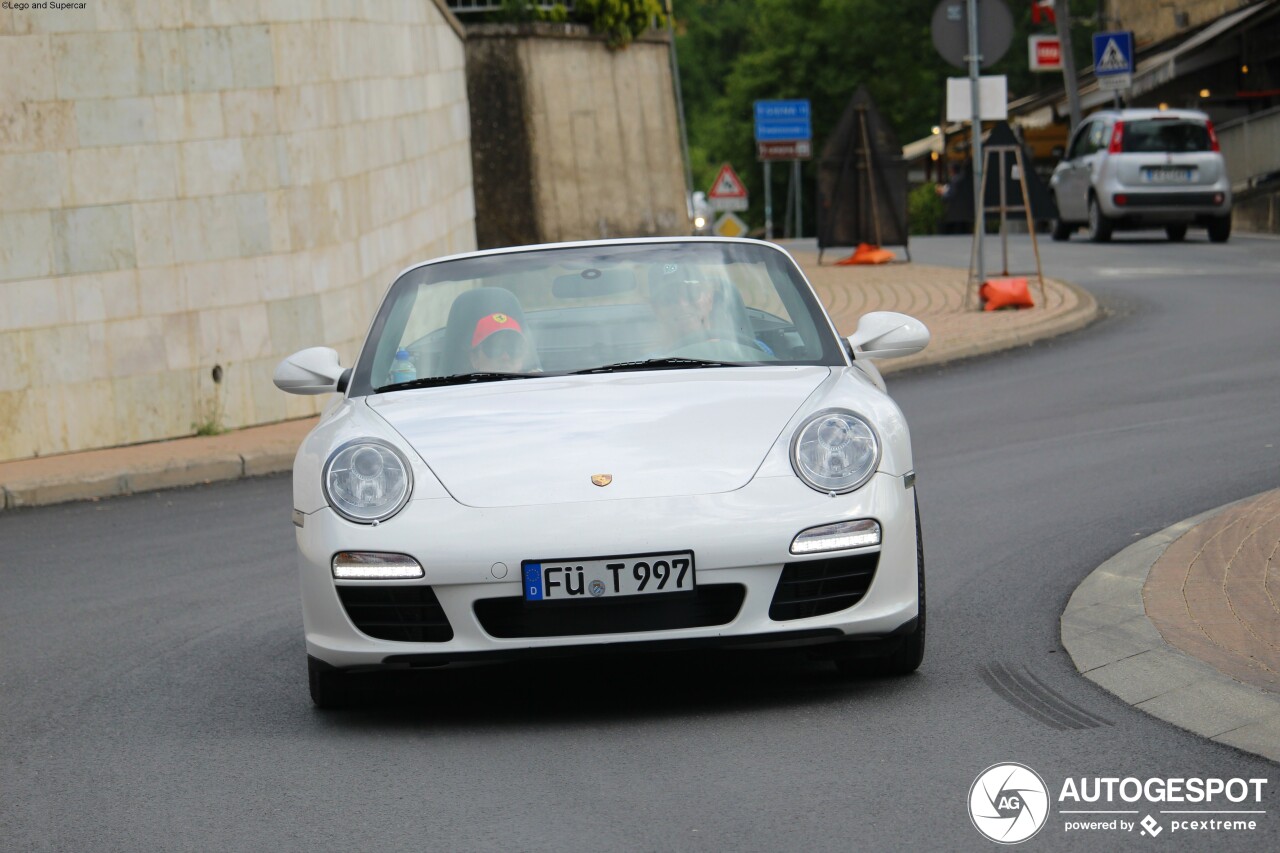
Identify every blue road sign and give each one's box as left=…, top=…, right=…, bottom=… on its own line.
left=1092, top=30, right=1134, bottom=77
left=754, top=100, right=811, bottom=142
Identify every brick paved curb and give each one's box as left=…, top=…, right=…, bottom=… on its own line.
left=1062, top=496, right=1280, bottom=763
left=882, top=278, right=1099, bottom=375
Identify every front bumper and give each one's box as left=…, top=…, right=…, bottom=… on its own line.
left=296, top=472, right=919, bottom=669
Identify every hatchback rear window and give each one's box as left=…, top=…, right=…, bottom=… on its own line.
left=1121, top=119, right=1211, bottom=153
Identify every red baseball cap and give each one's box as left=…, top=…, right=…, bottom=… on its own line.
left=471, top=312, right=523, bottom=347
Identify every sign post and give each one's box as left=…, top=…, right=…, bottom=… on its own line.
left=932, top=0, right=1014, bottom=296
left=754, top=99, right=812, bottom=240
left=967, top=0, right=985, bottom=287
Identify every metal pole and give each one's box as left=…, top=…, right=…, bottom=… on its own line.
left=764, top=161, right=773, bottom=240
left=1013, top=143, right=1047, bottom=306
left=968, top=0, right=985, bottom=288
left=664, top=3, right=695, bottom=210
left=794, top=159, right=803, bottom=238
left=1055, top=0, right=1082, bottom=135
left=999, top=148, right=1008, bottom=275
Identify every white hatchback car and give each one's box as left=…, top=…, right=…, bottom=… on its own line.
left=275, top=238, right=930, bottom=707
left=1049, top=108, right=1232, bottom=243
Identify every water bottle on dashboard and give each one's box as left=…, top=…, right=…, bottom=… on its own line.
left=390, top=348, right=416, bottom=384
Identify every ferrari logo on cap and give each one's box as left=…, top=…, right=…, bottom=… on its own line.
left=591, top=474, right=612, bottom=487
left=492, top=313, right=508, bottom=324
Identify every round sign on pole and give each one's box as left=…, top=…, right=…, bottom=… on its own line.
left=931, top=0, right=1014, bottom=69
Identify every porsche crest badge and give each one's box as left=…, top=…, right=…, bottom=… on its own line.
left=591, top=474, right=613, bottom=487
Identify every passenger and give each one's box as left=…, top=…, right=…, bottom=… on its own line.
left=649, top=263, right=729, bottom=349
left=470, top=312, right=533, bottom=373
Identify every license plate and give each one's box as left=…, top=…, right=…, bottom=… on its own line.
left=522, top=552, right=695, bottom=601
left=1143, top=167, right=1192, bottom=183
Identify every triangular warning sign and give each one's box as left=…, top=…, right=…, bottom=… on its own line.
left=708, top=163, right=747, bottom=199
left=1097, top=38, right=1128, bottom=72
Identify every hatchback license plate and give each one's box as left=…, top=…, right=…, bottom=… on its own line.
left=1143, top=167, right=1192, bottom=183
left=523, top=552, right=695, bottom=601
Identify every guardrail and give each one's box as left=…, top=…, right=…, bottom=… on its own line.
left=1216, top=106, right=1280, bottom=190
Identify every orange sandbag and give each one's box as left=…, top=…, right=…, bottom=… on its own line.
left=979, top=277, right=1034, bottom=311
left=836, top=243, right=896, bottom=265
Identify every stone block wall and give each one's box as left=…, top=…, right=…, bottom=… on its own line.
left=0, top=0, right=475, bottom=461
left=1107, top=0, right=1245, bottom=48
left=467, top=24, right=687, bottom=248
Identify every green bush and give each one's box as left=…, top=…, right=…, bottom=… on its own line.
left=574, top=0, right=666, bottom=47
left=908, top=182, right=944, bottom=236
left=494, top=1, right=664, bottom=47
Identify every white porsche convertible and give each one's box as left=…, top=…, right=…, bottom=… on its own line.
left=275, top=238, right=930, bottom=707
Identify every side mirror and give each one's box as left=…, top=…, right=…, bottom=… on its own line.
left=848, top=311, right=930, bottom=360
left=273, top=347, right=347, bottom=395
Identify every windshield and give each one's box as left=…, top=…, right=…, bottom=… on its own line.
left=349, top=241, right=842, bottom=395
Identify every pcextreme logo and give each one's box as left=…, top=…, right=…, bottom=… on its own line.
left=968, top=763, right=1269, bottom=844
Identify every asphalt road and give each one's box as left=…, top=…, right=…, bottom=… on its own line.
left=3, top=233, right=1279, bottom=852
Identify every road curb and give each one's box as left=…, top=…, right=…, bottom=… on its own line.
left=1, top=448, right=298, bottom=510
left=1061, top=499, right=1280, bottom=763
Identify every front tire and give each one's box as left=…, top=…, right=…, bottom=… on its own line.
left=1087, top=195, right=1113, bottom=243
left=1050, top=217, right=1072, bottom=242
left=836, top=498, right=925, bottom=677
left=1165, top=224, right=1187, bottom=242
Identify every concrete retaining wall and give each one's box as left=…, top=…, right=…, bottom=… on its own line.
left=1236, top=186, right=1280, bottom=233
left=1107, top=0, right=1241, bottom=47
left=0, top=0, right=475, bottom=462
left=466, top=23, right=687, bottom=248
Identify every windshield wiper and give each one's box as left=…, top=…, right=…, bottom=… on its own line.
left=377, top=372, right=541, bottom=392
left=570, top=357, right=740, bottom=375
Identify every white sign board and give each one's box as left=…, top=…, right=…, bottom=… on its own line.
left=1029, top=35, right=1062, bottom=72
left=1097, top=73, right=1132, bottom=91
left=945, top=76, right=1009, bottom=123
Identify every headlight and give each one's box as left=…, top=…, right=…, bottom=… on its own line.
left=790, top=410, right=880, bottom=494
left=322, top=439, right=413, bottom=523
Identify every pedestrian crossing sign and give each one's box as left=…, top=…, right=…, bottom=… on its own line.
left=1092, top=31, right=1134, bottom=90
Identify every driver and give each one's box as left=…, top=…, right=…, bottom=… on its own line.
left=470, top=312, right=533, bottom=372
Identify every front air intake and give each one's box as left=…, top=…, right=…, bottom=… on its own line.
left=769, top=553, right=878, bottom=621
left=336, top=585, right=454, bottom=642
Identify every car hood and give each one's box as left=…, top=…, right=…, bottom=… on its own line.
left=365, top=367, right=830, bottom=507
